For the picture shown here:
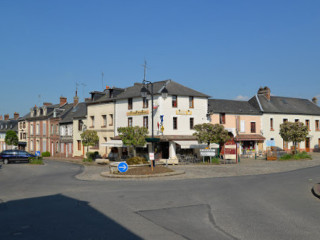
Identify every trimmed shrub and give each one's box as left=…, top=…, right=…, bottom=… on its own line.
left=41, top=151, right=51, bottom=157
left=294, top=151, right=312, bottom=160
left=126, top=156, right=148, bottom=165
left=29, top=157, right=44, bottom=165
left=211, top=157, right=220, bottom=164
left=279, top=154, right=292, bottom=160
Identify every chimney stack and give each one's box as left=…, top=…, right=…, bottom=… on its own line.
left=0, top=115, right=2, bottom=120
left=60, top=96, right=67, bottom=107
left=43, top=102, right=52, bottom=106
left=258, top=86, right=271, bottom=101
left=14, top=112, right=19, bottom=120
left=73, top=96, right=79, bottom=107
left=312, top=97, right=318, bottom=105
left=4, top=114, right=9, bottom=120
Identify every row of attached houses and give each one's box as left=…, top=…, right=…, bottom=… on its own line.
left=2, top=80, right=320, bottom=160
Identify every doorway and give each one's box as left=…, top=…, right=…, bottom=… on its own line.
left=305, top=138, right=310, bottom=152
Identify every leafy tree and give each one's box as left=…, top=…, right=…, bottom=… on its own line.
left=193, top=123, right=230, bottom=146
left=5, top=130, right=18, bottom=147
left=117, top=126, right=148, bottom=157
left=80, top=130, right=99, bottom=153
left=280, top=121, right=308, bottom=154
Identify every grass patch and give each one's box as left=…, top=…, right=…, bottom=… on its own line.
left=29, top=157, right=44, bottom=165
left=83, top=158, right=94, bottom=163
left=279, top=151, right=312, bottom=161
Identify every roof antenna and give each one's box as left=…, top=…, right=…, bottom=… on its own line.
left=142, top=59, right=149, bottom=82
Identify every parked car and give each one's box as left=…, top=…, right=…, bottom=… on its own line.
left=0, top=150, right=35, bottom=164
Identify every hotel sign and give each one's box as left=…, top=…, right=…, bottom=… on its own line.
left=127, top=110, right=149, bottom=116
left=176, top=110, right=192, bottom=115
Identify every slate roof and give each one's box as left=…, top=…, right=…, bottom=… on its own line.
left=115, top=80, right=209, bottom=100
left=0, top=119, right=18, bottom=133
left=249, top=94, right=320, bottom=115
left=208, top=99, right=261, bottom=115
left=60, top=102, right=87, bottom=123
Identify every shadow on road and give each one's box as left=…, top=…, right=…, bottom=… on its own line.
left=0, top=194, right=142, bottom=240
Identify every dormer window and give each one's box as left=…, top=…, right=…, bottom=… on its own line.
left=128, top=98, right=133, bottom=110
left=189, top=96, right=194, bottom=108
left=172, top=96, right=178, bottom=108
left=40, top=108, right=43, bottom=115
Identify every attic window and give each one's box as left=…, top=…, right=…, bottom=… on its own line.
left=219, top=113, right=226, bottom=124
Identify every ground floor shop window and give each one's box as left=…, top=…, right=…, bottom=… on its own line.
left=241, top=141, right=255, bottom=154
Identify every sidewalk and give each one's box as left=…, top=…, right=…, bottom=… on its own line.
left=73, top=153, right=320, bottom=181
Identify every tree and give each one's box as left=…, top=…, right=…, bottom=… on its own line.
left=117, top=126, right=148, bottom=157
left=280, top=121, right=308, bottom=154
left=193, top=123, right=230, bottom=147
left=80, top=130, right=99, bottom=153
left=5, top=130, right=18, bottom=147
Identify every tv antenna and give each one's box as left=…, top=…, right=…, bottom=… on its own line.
left=101, top=72, right=104, bottom=90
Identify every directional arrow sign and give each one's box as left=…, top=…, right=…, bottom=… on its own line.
left=117, top=162, right=128, bottom=173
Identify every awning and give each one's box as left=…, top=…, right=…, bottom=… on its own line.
left=174, top=140, right=207, bottom=149
left=101, top=140, right=125, bottom=147
left=234, top=134, right=265, bottom=141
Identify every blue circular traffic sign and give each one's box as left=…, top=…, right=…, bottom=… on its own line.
left=118, top=162, right=128, bottom=173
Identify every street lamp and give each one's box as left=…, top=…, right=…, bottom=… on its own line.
left=141, top=80, right=168, bottom=169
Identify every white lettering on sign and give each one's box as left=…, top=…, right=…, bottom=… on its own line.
left=200, top=149, right=216, bottom=157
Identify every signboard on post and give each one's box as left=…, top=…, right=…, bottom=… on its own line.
left=117, top=162, right=128, bottom=173
left=35, top=151, right=41, bottom=157
left=149, top=152, right=155, bottom=161
left=200, top=149, right=216, bottom=157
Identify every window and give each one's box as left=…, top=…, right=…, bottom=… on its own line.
left=23, top=133, right=26, bottom=139
left=128, top=117, right=132, bottom=127
left=250, top=122, right=256, bottom=133
left=315, top=120, right=319, bottom=130
left=128, top=98, right=133, bottom=110
left=219, top=113, right=226, bottom=124
left=78, top=120, right=83, bottom=131
left=240, top=120, right=245, bottom=132
left=23, top=122, right=26, bottom=128
left=109, top=114, right=113, bottom=126
left=43, top=122, right=46, bottom=135
left=306, top=120, right=310, bottom=130
left=190, top=118, right=194, bottom=129
left=189, top=96, right=194, bottom=108
left=102, top=115, right=107, bottom=127
left=56, top=124, right=59, bottom=134
left=143, top=116, right=148, bottom=129
left=143, top=97, right=148, bottom=108
left=90, top=116, right=95, bottom=128
left=172, top=95, right=177, bottom=108
left=30, top=140, right=33, bottom=151
left=295, top=119, right=299, bottom=123
left=283, top=119, right=288, bottom=123
left=173, top=117, right=178, bottom=130
left=61, top=143, right=64, bottom=153
left=77, top=140, right=81, bottom=151
left=30, top=124, right=34, bottom=135
left=43, top=139, right=46, bottom=152
left=36, top=123, right=40, bottom=135
left=270, top=118, right=274, bottom=130
left=51, top=124, right=54, bottom=134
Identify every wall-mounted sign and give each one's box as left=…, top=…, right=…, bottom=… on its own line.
left=176, top=110, right=192, bottom=115
left=126, top=110, right=149, bottom=116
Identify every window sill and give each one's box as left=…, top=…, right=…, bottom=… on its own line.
left=89, top=126, right=94, bottom=129
left=270, top=129, right=274, bottom=131
left=101, top=126, right=107, bottom=128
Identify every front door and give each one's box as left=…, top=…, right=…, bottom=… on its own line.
left=305, top=138, right=310, bottom=152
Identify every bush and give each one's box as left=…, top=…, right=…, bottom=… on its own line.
left=29, top=157, right=44, bottom=165
left=211, top=157, right=220, bottom=164
left=86, top=151, right=101, bottom=161
left=126, top=156, right=148, bottom=165
left=294, top=151, right=312, bottom=160
left=279, top=154, right=292, bottom=160
left=83, top=158, right=93, bottom=163
left=41, top=151, right=51, bottom=157
left=279, top=151, right=312, bottom=160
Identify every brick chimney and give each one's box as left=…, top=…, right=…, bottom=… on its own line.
left=73, top=96, right=79, bottom=107
left=43, top=102, right=52, bottom=106
left=60, top=96, right=67, bottom=106
left=14, top=112, right=19, bottom=120
left=0, top=115, right=2, bottom=120
left=258, top=86, right=271, bottom=101
left=312, top=97, right=318, bottom=105
left=4, top=114, right=9, bottom=120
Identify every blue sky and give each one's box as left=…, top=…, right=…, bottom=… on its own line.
left=1, top=0, right=320, bottom=116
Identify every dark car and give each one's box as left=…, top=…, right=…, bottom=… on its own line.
left=0, top=150, right=35, bottom=164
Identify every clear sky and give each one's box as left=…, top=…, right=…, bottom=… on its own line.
left=1, top=0, right=320, bottom=117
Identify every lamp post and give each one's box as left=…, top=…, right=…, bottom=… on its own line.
left=141, top=80, right=168, bottom=170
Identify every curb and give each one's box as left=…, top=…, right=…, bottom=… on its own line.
left=312, top=183, right=320, bottom=199
left=100, top=170, right=185, bottom=179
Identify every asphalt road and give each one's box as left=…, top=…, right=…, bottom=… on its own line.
left=0, top=160, right=320, bottom=240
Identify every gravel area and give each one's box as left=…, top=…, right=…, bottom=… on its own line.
left=75, top=153, right=320, bottom=181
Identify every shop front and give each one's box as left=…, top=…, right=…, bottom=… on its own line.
left=234, top=134, right=265, bottom=157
